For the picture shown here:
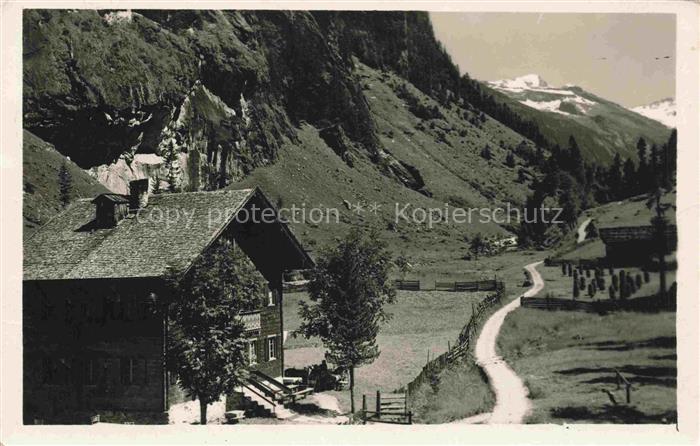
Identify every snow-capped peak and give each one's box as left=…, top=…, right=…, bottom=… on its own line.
left=631, top=98, right=676, bottom=128
left=487, top=74, right=597, bottom=116
left=490, top=74, right=548, bottom=90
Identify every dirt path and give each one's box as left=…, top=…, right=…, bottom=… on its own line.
left=577, top=217, right=592, bottom=243
left=454, top=261, right=543, bottom=424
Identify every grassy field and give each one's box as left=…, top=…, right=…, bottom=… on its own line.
left=584, top=192, right=676, bottom=228
left=284, top=289, right=489, bottom=413
left=498, top=308, right=676, bottom=424
left=407, top=250, right=548, bottom=423
left=283, top=249, right=545, bottom=418
left=536, top=265, right=676, bottom=301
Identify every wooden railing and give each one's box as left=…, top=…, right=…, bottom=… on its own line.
left=239, top=311, right=261, bottom=332
left=395, top=279, right=502, bottom=292
left=405, top=283, right=505, bottom=398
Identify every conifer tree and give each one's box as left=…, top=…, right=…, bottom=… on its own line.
left=58, top=161, right=72, bottom=208
left=505, top=151, right=516, bottom=168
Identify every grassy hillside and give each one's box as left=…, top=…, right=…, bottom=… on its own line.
left=23, top=130, right=109, bottom=236
left=499, top=308, right=676, bottom=424
left=234, top=63, right=541, bottom=262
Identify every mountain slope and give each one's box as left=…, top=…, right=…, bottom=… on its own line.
left=631, top=98, right=676, bottom=128
left=485, top=75, right=672, bottom=163
left=23, top=130, right=109, bottom=235
left=233, top=62, right=543, bottom=261
left=23, top=10, right=544, bottom=252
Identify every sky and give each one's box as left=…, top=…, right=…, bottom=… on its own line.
left=430, top=13, right=675, bottom=108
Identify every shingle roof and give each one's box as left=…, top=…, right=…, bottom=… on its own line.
left=92, top=193, right=130, bottom=204
left=24, top=189, right=256, bottom=281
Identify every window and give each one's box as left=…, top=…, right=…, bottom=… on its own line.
left=267, top=336, right=277, bottom=361
left=120, top=358, right=134, bottom=385
left=248, top=340, right=258, bottom=365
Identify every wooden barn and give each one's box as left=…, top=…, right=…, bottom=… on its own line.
left=23, top=181, right=313, bottom=423
left=598, top=224, right=677, bottom=266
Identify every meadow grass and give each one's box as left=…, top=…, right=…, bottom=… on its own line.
left=283, top=249, right=546, bottom=418
left=284, top=289, right=488, bottom=413
left=498, top=308, right=676, bottom=424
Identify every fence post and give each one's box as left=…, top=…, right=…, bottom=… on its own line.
left=362, top=394, right=367, bottom=424
left=376, top=390, right=381, bottom=419
left=625, top=384, right=631, bottom=404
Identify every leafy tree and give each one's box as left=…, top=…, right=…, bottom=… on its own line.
left=58, top=161, right=72, bottom=208
left=469, top=232, right=487, bottom=259
left=165, top=239, right=267, bottom=424
left=394, top=254, right=411, bottom=279
left=296, top=229, right=396, bottom=413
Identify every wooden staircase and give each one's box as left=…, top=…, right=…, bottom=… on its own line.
left=239, top=371, right=314, bottom=419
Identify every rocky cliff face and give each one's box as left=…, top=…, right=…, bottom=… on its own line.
left=24, top=10, right=393, bottom=193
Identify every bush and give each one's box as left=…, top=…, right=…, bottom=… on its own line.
left=505, top=152, right=516, bottom=168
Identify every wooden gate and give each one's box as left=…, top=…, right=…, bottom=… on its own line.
left=361, top=391, right=412, bottom=425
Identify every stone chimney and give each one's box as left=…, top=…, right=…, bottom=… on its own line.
left=129, top=178, right=150, bottom=211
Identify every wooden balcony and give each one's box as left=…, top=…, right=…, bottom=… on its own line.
left=239, top=311, right=261, bottom=333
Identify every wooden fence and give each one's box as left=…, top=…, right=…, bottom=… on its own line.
left=395, top=279, right=502, bottom=292
left=405, top=282, right=505, bottom=398
left=544, top=257, right=604, bottom=268
left=521, top=293, right=675, bottom=313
